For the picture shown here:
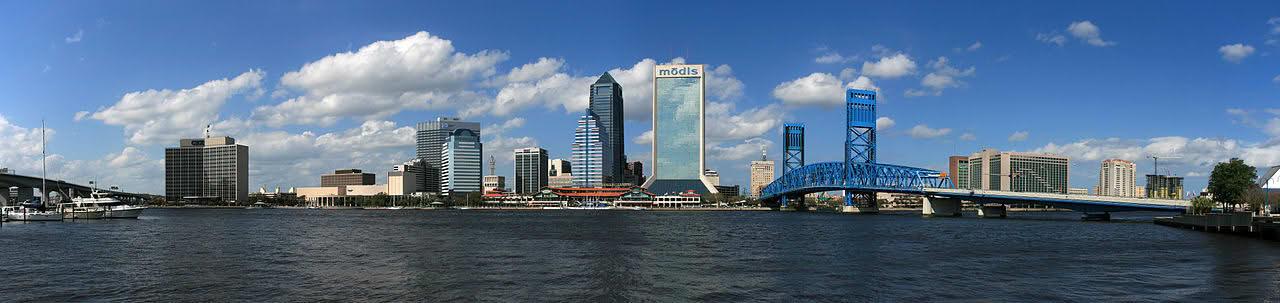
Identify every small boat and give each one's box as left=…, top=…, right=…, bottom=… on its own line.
left=3, top=204, right=62, bottom=221
left=245, top=202, right=273, bottom=209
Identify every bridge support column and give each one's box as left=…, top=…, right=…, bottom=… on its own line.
left=977, top=204, right=1007, bottom=218
left=842, top=191, right=878, bottom=213
left=922, top=197, right=961, bottom=217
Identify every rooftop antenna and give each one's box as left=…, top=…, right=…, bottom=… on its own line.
left=760, top=148, right=768, bottom=161
left=489, top=156, right=496, bottom=175
left=205, top=124, right=211, bottom=138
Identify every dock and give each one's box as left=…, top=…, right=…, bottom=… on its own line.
left=1155, top=213, right=1280, bottom=241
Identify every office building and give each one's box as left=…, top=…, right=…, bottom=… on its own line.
left=165, top=136, right=249, bottom=203
left=321, top=169, right=375, bottom=187
left=644, top=63, right=717, bottom=194
left=388, top=163, right=419, bottom=196
left=573, top=110, right=610, bottom=188
left=749, top=151, right=775, bottom=198
left=548, top=159, right=573, bottom=188
left=966, top=148, right=1070, bottom=194
left=623, top=161, right=645, bottom=186
left=416, top=117, right=481, bottom=194
left=948, top=156, right=970, bottom=189
left=1098, top=159, right=1138, bottom=197
left=441, top=129, right=483, bottom=195
left=1146, top=174, right=1184, bottom=199
left=514, top=147, right=549, bottom=194
left=714, top=185, right=741, bottom=197
left=703, top=169, right=720, bottom=186
left=590, top=72, right=626, bottom=183
left=483, top=175, right=506, bottom=193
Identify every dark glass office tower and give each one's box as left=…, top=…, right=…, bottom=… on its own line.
left=589, top=73, right=624, bottom=183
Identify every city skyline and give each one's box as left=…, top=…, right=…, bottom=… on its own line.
left=2, top=1, right=1279, bottom=195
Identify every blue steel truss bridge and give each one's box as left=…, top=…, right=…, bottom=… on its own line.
left=759, top=89, right=1188, bottom=218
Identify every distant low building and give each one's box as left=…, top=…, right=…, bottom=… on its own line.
left=1067, top=188, right=1090, bottom=195
left=321, top=169, right=375, bottom=187
left=713, top=185, right=740, bottom=197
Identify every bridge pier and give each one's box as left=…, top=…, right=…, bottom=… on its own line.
left=922, top=197, right=961, bottom=217
left=1082, top=212, right=1111, bottom=221
left=977, top=204, right=1007, bottom=218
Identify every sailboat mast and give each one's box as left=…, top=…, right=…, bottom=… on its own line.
left=41, top=119, right=46, bottom=203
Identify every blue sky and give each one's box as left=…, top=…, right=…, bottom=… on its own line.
left=1, top=1, right=1277, bottom=195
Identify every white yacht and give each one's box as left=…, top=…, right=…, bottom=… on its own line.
left=69, top=192, right=145, bottom=219
left=60, top=200, right=106, bottom=220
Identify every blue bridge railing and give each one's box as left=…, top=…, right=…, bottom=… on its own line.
left=759, top=162, right=952, bottom=201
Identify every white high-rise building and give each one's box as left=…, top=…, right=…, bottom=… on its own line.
left=1098, top=159, right=1137, bottom=197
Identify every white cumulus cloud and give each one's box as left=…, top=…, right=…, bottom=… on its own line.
left=1067, top=20, right=1116, bottom=47
left=255, top=31, right=509, bottom=126
left=908, top=124, right=952, bottom=139
left=91, top=70, right=265, bottom=145
left=860, top=53, right=917, bottom=79
left=1218, top=43, right=1255, bottom=63
left=1008, top=131, right=1030, bottom=142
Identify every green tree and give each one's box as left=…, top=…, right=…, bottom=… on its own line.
left=1190, top=196, right=1215, bottom=214
left=1208, top=158, right=1256, bottom=212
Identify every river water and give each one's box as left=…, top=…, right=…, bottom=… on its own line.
left=1, top=209, right=1277, bottom=302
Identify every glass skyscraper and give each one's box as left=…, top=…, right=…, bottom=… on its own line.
left=643, top=64, right=717, bottom=195
left=572, top=110, right=609, bottom=188
left=416, top=117, right=480, bottom=194
left=590, top=73, right=625, bottom=183
left=441, top=129, right=483, bottom=195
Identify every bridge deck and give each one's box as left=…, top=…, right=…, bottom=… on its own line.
left=924, top=188, right=1189, bottom=212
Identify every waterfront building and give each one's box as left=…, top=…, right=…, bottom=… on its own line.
left=1145, top=174, right=1184, bottom=199
left=514, top=147, right=549, bottom=194
left=547, top=158, right=573, bottom=188
left=441, top=129, right=483, bottom=195
left=483, top=175, right=506, bottom=193
left=714, top=185, right=740, bottom=197
left=416, top=117, right=481, bottom=194
left=165, top=136, right=249, bottom=204
left=572, top=110, right=611, bottom=187
left=643, top=63, right=717, bottom=194
left=590, top=72, right=626, bottom=183
left=1068, top=188, right=1090, bottom=195
left=703, top=169, right=720, bottom=186
left=749, top=151, right=775, bottom=198
left=948, top=156, right=970, bottom=189
left=320, top=169, right=375, bottom=187
left=1098, top=159, right=1138, bottom=197
left=966, top=148, right=1070, bottom=194
left=390, top=160, right=424, bottom=195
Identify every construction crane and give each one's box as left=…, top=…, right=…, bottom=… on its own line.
left=1148, top=155, right=1182, bottom=176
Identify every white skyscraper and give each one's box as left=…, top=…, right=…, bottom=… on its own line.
left=1098, top=159, right=1137, bottom=197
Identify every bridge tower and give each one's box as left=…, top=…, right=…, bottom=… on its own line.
left=781, top=123, right=805, bottom=208
left=845, top=89, right=877, bottom=212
